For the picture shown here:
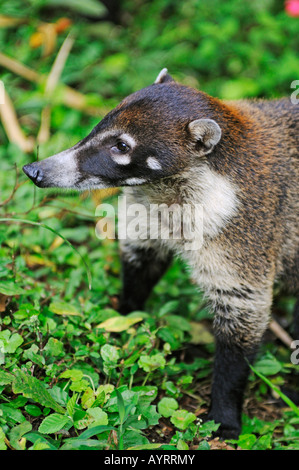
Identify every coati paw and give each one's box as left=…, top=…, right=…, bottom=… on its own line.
left=118, top=298, right=144, bottom=316
left=211, top=424, right=241, bottom=441
left=117, top=302, right=132, bottom=316
left=205, top=412, right=241, bottom=440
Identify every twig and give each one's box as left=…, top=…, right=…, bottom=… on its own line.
left=0, top=164, right=20, bottom=207
left=269, top=319, right=294, bottom=348
left=0, top=51, right=103, bottom=115
left=0, top=51, right=40, bottom=82
left=0, top=87, right=34, bottom=153
left=4, top=436, right=15, bottom=450
left=37, top=33, right=74, bottom=143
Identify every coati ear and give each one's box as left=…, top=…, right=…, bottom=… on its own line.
left=154, top=68, right=175, bottom=84
left=188, top=118, right=222, bottom=155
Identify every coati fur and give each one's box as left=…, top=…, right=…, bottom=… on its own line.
left=23, top=69, right=299, bottom=439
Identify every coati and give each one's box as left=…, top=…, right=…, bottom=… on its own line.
left=23, top=69, right=299, bottom=439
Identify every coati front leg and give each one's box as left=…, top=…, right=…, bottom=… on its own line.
left=118, top=242, right=172, bottom=314
left=293, top=298, right=299, bottom=340
left=207, top=287, right=272, bottom=439
left=208, top=335, right=257, bottom=439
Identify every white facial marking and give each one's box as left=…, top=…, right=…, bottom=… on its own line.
left=119, top=133, right=136, bottom=149
left=111, top=154, right=131, bottom=165
left=146, top=157, right=162, bottom=170
left=96, top=131, right=136, bottom=150
left=75, top=177, right=109, bottom=191
left=124, top=177, right=146, bottom=186
left=44, top=149, right=78, bottom=188
left=155, top=68, right=168, bottom=84
left=97, top=130, right=118, bottom=142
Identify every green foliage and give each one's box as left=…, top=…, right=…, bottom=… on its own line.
left=0, top=0, right=298, bottom=451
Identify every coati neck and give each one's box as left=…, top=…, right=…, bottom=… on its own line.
left=127, top=162, right=240, bottom=241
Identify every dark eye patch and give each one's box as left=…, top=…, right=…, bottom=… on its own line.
left=116, top=141, right=130, bottom=153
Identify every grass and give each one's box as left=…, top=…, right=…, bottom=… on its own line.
left=0, top=167, right=298, bottom=450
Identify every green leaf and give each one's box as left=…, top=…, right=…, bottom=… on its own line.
left=66, top=394, right=78, bottom=418
left=81, top=387, right=96, bottom=409
left=0, top=331, right=23, bottom=354
left=138, top=353, right=166, bottom=372
left=25, top=432, right=58, bottom=450
left=12, top=369, right=65, bottom=414
left=97, top=315, right=143, bottom=332
left=170, top=410, right=196, bottom=430
left=128, top=443, right=163, bottom=450
left=131, top=385, right=158, bottom=404
left=116, top=389, right=126, bottom=424
left=59, top=439, right=104, bottom=450
left=32, top=441, right=53, bottom=450
left=87, top=408, right=108, bottom=426
left=249, top=363, right=299, bottom=416
left=25, top=405, right=42, bottom=417
left=123, top=429, right=149, bottom=449
left=79, top=425, right=115, bottom=439
left=166, top=315, right=191, bottom=331
left=70, top=379, right=90, bottom=393
left=23, top=344, right=45, bottom=367
left=0, top=427, right=7, bottom=451
left=254, top=353, right=282, bottom=376
left=197, top=420, right=220, bottom=437
left=177, top=439, right=189, bottom=450
left=197, top=440, right=210, bottom=450
left=157, top=300, right=179, bottom=317
left=0, top=403, right=26, bottom=424
left=101, top=344, right=120, bottom=363
left=49, top=302, right=82, bottom=317
left=9, top=421, right=32, bottom=450
left=252, top=433, right=272, bottom=450
left=138, top=405, right=160, bottom=427
left=230, top=433, right=257, bottom=450
left=91, top=390, right=106, bottom=408
left=7, top=333, right=24, bottom=353
left=158, top=397, right=179, bottom=418
left=39, top=414, right=72, bottom=434
left=162, top=381, right=180, bottom=397
left=0, top=369, right=13, bottom=386
left=0, top=281, right=26, bottom=296
left=60, top=369, right=83, bottom=381
left=44, top=338, right=64, bottom=356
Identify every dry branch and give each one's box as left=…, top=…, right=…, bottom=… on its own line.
left=37, top=33, right=74, bottom=143
left=269, top=319, right=294, bottom=348
left=0, top=51, right=102, bottom=115
left=0, top=52, right=39, bottom=82
left=0, top=87, right=34, bottom=153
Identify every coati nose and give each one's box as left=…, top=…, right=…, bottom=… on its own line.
left=22, top=163, right=44, bottom=186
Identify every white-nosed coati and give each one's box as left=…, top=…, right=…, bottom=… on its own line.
left=23, top=69, right=299, bottom=439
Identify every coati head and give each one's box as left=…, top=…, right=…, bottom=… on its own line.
left=23, top=69, right=223, bottom=190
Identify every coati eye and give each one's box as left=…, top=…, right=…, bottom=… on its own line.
left=112, top=141, right=130, bottom=153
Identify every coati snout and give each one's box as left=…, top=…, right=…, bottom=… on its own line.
left=23, top=69, right=299, bottom=439
left=23, top=69, right=222, bottom=191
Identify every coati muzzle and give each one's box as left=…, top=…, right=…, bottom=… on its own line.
left=22, top=146, right=82, bottom=189
left=23, top=162, right=44, bottom=187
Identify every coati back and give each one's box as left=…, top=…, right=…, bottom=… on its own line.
left=23, top=69, right=299, bottom=438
